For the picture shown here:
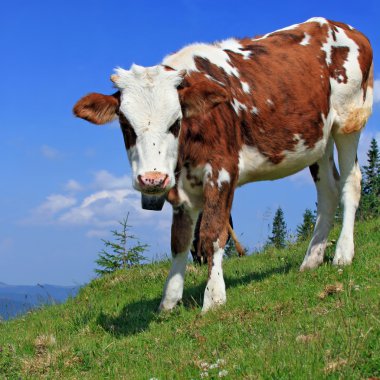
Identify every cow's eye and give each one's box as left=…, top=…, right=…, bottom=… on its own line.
left=120, top=116, right=137, bottom=149
left=169, top=119, right=181, bottom=137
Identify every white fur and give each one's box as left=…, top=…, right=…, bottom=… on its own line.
left=159, top=252, right=188, bottom=310
left=113, top=65, right=183, bottom=192
left=333, top=132, right=362, bottom=266
left=163, top=43, right=239, bottom=77
left=306, top=17, right=328, bottom=26
left=231, top=98, right=248, bottom=114
left=300, top=33, right=311, bottom=46
left=217, top=38, right=251, bottom=60
left=202, top=242, right=226, bottom=312
left=300, top=138, right=339, bottom=270
left=251, top=106, right=259, bottom=115
left=217, top=168, right=231, bottom=189
left=241, top=81, right=250, bottom=93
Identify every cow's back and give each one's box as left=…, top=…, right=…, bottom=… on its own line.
left=163, top=18, right=373, bottom=182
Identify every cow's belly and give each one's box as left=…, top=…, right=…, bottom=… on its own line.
left=237, top=138, right=328, bottom=185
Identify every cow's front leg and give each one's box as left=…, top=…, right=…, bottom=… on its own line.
left=199, top=174, right=235, bottom=312
left=159, top=206, right=199, bottom=311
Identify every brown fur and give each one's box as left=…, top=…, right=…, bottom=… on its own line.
left=73, top=92, right=120, bottom=125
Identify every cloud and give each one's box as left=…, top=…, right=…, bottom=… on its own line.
left=36, top=194, right=77, bottom=215
left=41, top=145, right=60, bottom=159
left=26, top=170, right=171, bottom=235
left=64, top=179, right=83, bottom=192
left=374, top=79, right=380, bottom=103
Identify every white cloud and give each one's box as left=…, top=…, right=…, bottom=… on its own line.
left=92, top=170, right=131, bottom=190
left=36, top=194, right=77, bottom=215
left=65, top=179, right=83, bottom=192
left=373, top=79, right=380, bottom=103
left=26, top=170, right=171, bottom=235
left=41, top=145, right=60, bottom=159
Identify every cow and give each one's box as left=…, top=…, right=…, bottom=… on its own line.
left=73, top=17, right=373, bottom=312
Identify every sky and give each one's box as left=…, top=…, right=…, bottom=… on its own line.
left=0, top=0, right=379, bottom=285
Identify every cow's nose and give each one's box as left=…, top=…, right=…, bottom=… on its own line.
left=137, top=172, right=170, bottom=192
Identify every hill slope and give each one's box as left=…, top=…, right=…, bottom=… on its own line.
left=1, top=219, right=379, bottom=379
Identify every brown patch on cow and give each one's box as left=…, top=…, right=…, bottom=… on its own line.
left=329, top=46, right=349, bottom=83
left=171, top=206, right=195, bottom=254
left=309, top=163, right=320, bottom=182
left=119, top=114, right=136, bottom=149
left=169, top=119, right=181, bottom=137
left=179, top=77, right=229, bottom=118
left=73, top=92, right=120, bottom=125
left=341, top=107, right=372, bottom=134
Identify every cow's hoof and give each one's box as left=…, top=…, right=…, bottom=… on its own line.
left=158, top=299, right=181, bottom=312
left=201, top=299, right=226, bottom=313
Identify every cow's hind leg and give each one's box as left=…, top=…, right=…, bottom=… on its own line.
left=300, top=137, right=340, bottom=271
left=159, top=206, right=199, bottom=311
left=333, top=131, right=362, bottom=266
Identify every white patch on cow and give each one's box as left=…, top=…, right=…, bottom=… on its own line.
left=113, top=65, right=183, bottom=192
left=202, top=241, right=226, bottom=312
left=321, top=26, right=372, bottom=131
left=217, top=168, right=231, bottom=189
left=266, top=99, right=274, bottom=106
left=217, top=38, right=251, bottom=60
left=306, top=17, right=328, bottom=26
left=163, top=43, right=239, bottom=77
left=251, top=106, right=259, bottom=115
left=204, top=163, right=214, bottom=187
left=241, top=81, right=250, bottom=93
left=159, top=252, right=188, bottom=310
left=231, top=98, right=247, bottom=114
left=300, top=33, right=311, bottom=46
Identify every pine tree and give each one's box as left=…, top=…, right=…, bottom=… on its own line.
left=95, top=214, right=148, bottom=276
left=362, top=138, right=380, bottom=196
left=296, top=208, right=316, bottom=242
left=358, top=138, right=380, bottom=220
left=268, top=207, right=287, bottom=249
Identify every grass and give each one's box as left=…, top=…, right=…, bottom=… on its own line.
left=1, top=219, right=379, bottom=379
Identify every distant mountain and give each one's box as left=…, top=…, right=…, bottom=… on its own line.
left=0, top=283, right=81, bottom=320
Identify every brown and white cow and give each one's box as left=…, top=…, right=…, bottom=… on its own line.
left=73, top=18, right=373, bottom=312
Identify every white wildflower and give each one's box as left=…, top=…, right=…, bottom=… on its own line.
left=218, top=370, right=229, bottom=377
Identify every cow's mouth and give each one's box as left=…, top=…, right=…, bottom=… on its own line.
left=141, top=193, right=166, bottom=211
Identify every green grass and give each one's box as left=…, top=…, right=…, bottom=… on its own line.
left=1, top=219, right=379, bottom=379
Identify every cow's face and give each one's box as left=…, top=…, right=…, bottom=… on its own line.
left=73, top=64, right=228, bottom=209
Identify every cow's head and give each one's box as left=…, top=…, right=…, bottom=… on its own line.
left=73, top=64, right=228, bottom=210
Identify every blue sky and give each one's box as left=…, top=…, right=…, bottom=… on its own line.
left=0, top=0, right=379, bottom=285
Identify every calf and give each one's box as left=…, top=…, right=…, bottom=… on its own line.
left=74, top=18, right=373, bottom=312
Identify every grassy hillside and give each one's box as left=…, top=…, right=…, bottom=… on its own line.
left=1, top=219, right=379, bottom=379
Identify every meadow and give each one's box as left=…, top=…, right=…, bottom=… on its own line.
left=1, top=218, right=379, bottom=379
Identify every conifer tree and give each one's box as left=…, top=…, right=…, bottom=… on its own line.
left=358, top=138, right=380, bottom=219
left=296, top=208, right=316, bottom=242
left=362, top=138, right=380, bottom=196
left=268, top=207, right=287, bottom=249
left=95, top=214, right=148, bottom=276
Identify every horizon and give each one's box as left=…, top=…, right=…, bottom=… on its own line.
left=0, top=0, right=379, bottom=285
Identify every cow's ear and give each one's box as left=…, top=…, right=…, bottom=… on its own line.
left=179, top=80, right=229, bottom=118
left=73, top=92, right=120, bottom=125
